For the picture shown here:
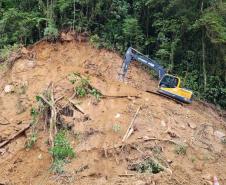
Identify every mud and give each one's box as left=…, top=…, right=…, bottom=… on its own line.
left=0, top=41, right=226, bottom=185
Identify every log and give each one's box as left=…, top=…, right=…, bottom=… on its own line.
left=68, top=99, right=86, bottom=115
left=101, top=95, right=140, bottom=99
left=143, top=137, right=182, bottom=145
left=0, top=124, right=30, bottom=148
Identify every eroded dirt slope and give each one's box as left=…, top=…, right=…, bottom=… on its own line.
left=0, top=41, right=226, bottom=185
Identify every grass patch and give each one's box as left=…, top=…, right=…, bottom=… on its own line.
left=152, top=146, right=162, bottom=154
left=25, top=107, right=39, bottom=149
left=112, top=123, right=121, bottom=133
left=221, top=138, right=226, bottom=145
left=130, top=158, right=164, bottom=174
left=175, top=144, right=187, bottom=155
left=25, top=132, right=38, bottom=149
left=50, top=130, right=75, bottom=174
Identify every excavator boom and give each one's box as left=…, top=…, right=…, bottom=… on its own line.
left=120, top=47, right=166, bottom=80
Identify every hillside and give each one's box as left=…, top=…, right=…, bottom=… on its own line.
left=0, top=41, right=226, bottom=185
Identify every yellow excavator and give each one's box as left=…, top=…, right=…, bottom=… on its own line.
left=119, top=47, right=193, bottom=104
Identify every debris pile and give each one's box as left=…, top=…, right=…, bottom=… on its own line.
left=0, top=41, right=226, bottom=185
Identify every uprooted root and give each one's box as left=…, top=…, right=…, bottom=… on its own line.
left=37, top=82, right=57, bottom=147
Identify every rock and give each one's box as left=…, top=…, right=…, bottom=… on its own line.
left=4, top=85, right=14, bottom=93
left=206, top=181, right=212, bottom=185
left=188, top=122, right=197, bottom=129
left=179, top=123, right=186, bottom=130
left=38, top=154, right=43, bottom=160
left=214, top=130, right=226, bottom=139
left=194, top=163, right=203, bottom=172
left=135, top=180, right=146, bottom=185
left=21, top=47, right=29, bottom=55
left=161, top=120, right=166, bottom=127
left=167, top=131, right=178, bottom=138
left=143, top=136, right=150, bottom=140
left=60, top=32, right=74, bottom=41
left=0, top=148, right=6, bottom=155
left=26, top=60, right=36, bottom=68
left=115, top=113, right=121, bottom=119
left=202, top=173, right=211, bottom=181
left=206, top=126, right=214, bottom=136
left=167, top=159, right=173, bottom=164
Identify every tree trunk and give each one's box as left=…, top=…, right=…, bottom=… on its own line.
left=201, top=0, right=207, bottom=91
left=170, top=42, right=174, bottom=73
left=202, top=30, right=207, bottom=91
left=73, top=0, right=76, bottom=32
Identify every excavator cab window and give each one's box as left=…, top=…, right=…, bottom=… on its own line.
left=159, top=75, right=179, bottom=88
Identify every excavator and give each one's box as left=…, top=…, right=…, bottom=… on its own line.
left=119, top=47, right=193, bottom=104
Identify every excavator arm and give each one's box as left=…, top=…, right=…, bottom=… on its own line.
left=120, top=47, right=166, bottom=80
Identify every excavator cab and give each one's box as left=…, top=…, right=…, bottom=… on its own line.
left=159, top=75, right=179, bottom=88
left=158, top=74, right=192, bottom=104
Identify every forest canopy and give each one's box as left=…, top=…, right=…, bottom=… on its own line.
left=0, top=0, right=226, bottom=108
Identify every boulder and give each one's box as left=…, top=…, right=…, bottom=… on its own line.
left=188, top=122, right=197, bottom=129
left=4, top=85, right=14, bottom=93
left=214, top=130, right=226, bottom=139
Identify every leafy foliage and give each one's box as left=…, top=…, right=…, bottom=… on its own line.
left=50, top=131, right=75, bottom=161
left=44, top=22, right=59, bottom=41
left=25, top=132, right=38, bottom=149
left=175, top=144, right=188, bottom=155
left=50, top=130, right=75, bottom=173
left=130, top=158, right=164, bottom=174
left=68, top=73, right=102, bottom=100
left=0, top=44, right=20, bottom=61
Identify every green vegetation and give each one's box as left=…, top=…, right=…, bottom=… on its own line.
left=50, top=130, right=75, bottom=174
left=112, top=123, right=121, bottom=133
left=25, top=107, right=39, bottom=149
left=25, top=132, right=37, bottom=149
left=68, top=73, right=102, bottom=100
left=0, top=44, right=20, bottom=61
left=131, top=158, right=164, bottom=174
left=175, top=144, right=188, bottom=155
left=221, top=138, right=226, bottom=145
left=1, top=0, right=226, bottom=108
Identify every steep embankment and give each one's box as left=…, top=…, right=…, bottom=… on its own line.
left=0, top=41, right=226, bottom=185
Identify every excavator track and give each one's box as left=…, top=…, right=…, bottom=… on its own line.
left=145, top=90, right=184, bottom=106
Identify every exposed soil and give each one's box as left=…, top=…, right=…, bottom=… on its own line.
left=0, top=41, right=226, bottom=185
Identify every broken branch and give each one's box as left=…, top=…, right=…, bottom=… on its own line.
left=122, top=106, right=141, bottom=142
left=0, top=124, right=30, bottom=148
left=68, top=99, right=86, bottom=115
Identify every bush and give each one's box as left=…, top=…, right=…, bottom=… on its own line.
left=130, top=158, right=164, bottom=174
left=25, top=132, right=37, bottom=149
left=0, top=44, right=20, bottom=62
left=175, top=144, right=187, bottom=155
left=90, top=34, right=102, bottom=48
left=68, top=73, right=102, bottom=100
left=44, top=23, right=59, bottom=41
left=50, top=131, right=75, bottom=161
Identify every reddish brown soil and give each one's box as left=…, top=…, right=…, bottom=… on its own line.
left=0, top=41, right=226, bottom=185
